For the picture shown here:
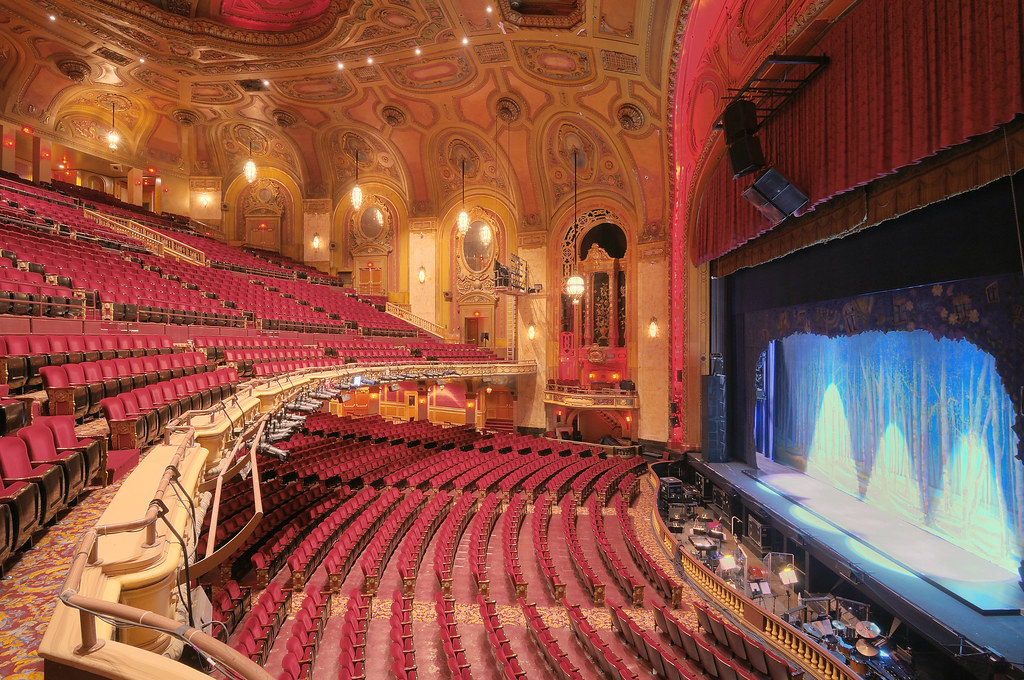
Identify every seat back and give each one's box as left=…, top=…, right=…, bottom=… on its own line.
left=0, top=436, right=35, bottom=477
left=18, top=424, right=59, bottom=463
left=27, top=335, right=51, bottom=354
left=64, top=362, right=88, bottom=386
left=100, top=397, right=127, bottom=421
left=132, top=388, right=155, bottom=410
left=119, top=392, right=142, bottom=417
left=81, top=362, right=105, bottom=383
left=41, top=415, right=81, bottom=448
left=39, top=365, right=70, bottom=389
left=4, top=335, right=30, bottom=355
left=127, top=356, right=146, bottom=375
left=49, top=336, right=70, bottom=353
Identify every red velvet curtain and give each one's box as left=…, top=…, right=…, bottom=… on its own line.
left=690, top=0, right=1024, bottom=264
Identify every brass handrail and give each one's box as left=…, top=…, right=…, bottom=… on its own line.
left=384, top=301, right=459, bottom=341
left=84, top=209, right=207, bottom=266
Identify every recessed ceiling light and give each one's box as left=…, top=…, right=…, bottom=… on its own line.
left=414, top=47, right=421, bottom=56
left=262, top=79, right=270, bottom=86
left=49, top=14, right=56, bottom=20
left=139, top=58, right=145, bottom=63
left=367, top=56, right=374, bottom=64
left=337, top=61, right=344, bottom=69
left=462, top=37, right=469, bottom=45
left=487, top=6, right=493, bottom=12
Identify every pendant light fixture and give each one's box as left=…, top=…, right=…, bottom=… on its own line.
left=243, top=140, right=257, bottom=183
left=351, top=148, right=363, bottom=209
left=457, top=158, right=470, bottom=236
left=107, top=103, right=119, bottom=151
left=566, top=148, right=584, bottom=301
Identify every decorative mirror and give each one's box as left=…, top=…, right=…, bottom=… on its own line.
left=462, top=219, right=494, bottom=273
left=360, top=206, right=385, bottom=240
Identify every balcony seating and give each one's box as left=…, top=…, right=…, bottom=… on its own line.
left=17, top=425, right=86, bottom=504
left=0, top=457, right=42, bottom=555
left=0, top=435, right=65, bottom=524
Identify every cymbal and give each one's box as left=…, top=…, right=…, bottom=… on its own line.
left=856, top=620, right=881, bottom=638
left=831, top=620, right=846, bottom=632
left=856, top=639, right=879, bottom=657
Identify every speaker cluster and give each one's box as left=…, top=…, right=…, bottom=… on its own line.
left=722, top=98, right=808, bottom=224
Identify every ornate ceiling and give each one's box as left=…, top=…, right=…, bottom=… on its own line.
left=0, top=0, right=686, bottom=242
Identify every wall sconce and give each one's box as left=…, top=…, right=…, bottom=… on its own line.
left=418, top=266, right=426, bottom=284
left=527, top=324, right=535, bottom=340
left=625, top=415, right=632, bottom=423
left=648, top=317, right=659, bottom=338
left=419, top=397, right=426, bottom=404
left=485, top=386, right=493, bottom=394
left=312, top=232, right=321, bottom=250
left=199, top=193, right=210, bottom=207
left=466, top=400, right=475, bottom=408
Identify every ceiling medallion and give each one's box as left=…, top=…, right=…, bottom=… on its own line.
left=56, top=58, right=91, bottom=83
left=381, top=105, right=407, bottom=127
left=173, top=109, right=201, bottom=126
left=272, top=109, right=298, bottom=128
left=496, top=97, right=521, bottom=123
left=617, top=103, right=645, bottom=131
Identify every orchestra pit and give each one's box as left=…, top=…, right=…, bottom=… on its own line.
left=0, top=1, right=1021, bottom=680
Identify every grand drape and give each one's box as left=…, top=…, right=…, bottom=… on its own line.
left=689, top=0, right=1024, bottom=264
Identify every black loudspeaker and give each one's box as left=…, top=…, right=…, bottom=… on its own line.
left=722, top=99, right=758, bottom=143
left=702, top=374, right=727, bottom=463
left=742, top=168, right=808, bottom=223
left=619, top=379, right=635, bottom=391
left=728, top=134, right=765, bottom=178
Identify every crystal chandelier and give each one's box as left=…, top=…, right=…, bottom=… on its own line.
left=243, top=140, right=256, bottom=183
left=351, top=149, right=363, bottom=209
left=107, top=103, right=119, bottom=151
left=457, top=158, right=469, bottom=236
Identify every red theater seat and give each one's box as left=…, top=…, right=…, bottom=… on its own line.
left=0, top=436, right=64, bottom=524
left=17, top=425, right=85, bottom=504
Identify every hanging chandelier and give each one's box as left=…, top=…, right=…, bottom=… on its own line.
left=457, top=158, right=469, bottom=236
left=566, top=148, right=584, bottom=301
left=351, top=148, right=363, bottom=209
left=243, top=140, right=256, bottom=183
left=107, top=103, right=119, bottom=151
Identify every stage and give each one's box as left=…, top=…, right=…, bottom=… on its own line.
left=691, top=455, right=1024, bottom=670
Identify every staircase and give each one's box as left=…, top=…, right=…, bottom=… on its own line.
left=484, top=418, right=515, bottom=433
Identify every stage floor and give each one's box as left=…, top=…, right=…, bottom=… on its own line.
left=697, top=456, right=1024, bottom=668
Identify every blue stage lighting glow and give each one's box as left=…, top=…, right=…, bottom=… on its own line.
left=773, top=330, right=1023, bottom=571
left=844, top=537, right=915, bottom=576
left=788, top=505, right=842, bottom=535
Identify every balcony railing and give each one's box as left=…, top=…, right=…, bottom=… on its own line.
left=385, top=302, right=459, bottom=341
left=543, top=382, right=638, bottom=409
left=85, top=210, right=207, bottom=266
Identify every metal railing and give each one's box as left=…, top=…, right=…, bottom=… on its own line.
left=385, top=302, right=459, bottom=341
left=85, top=210, right=207, bottom=266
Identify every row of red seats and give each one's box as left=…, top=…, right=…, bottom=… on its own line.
left=433, top=494, right=476, bottom=597
left=0, top=417, right=106, bottom=569
left=276, top=584, right=330, bottom=680
left=210, top=579, right=251, bottom=638
left=395, top=491, right=451, bottom=591
left=337, top=589, right=370, bottom=680
left=0, top=263, right=79, bottom=319
left=502, top=494, right=528, bottom=598
left=100, top=368, right=238, bottom=449
left=479, top=594, right=527, bottom=679
left=517, top=454, right=581, bottom=500
left=571, top=456, right=622, bottom=502
left=1, top=332, right=179, bottom=393
left=610, top=603, right=703, bottom=680
left=561, top=494, right=605, bottom=605
left=253, top=358, right=343, bottom=377
left=280, top=487, right=371, bottom=589
left=467, top=493, right=502, bottom=596
left=590, top=495, right=645, bottom=607
left=435, top=592, right=471, bottom=679
left=41, top=353, right=209, bottom=421
left=532, top=493, right=566, bottom=601
left=689, top=600, right=801, bottom=680
left=520, top=596, right=582, bottom=679
left=324, top=489, right=401, bottom=592
left=613, top=485, right=685, bottom=608
left=251, top=489, right=348, bottom=588
left=390, top=589, right=417, bottom=680
left=566, top=601, right=638, bottom=680
left=594, top=458, right=646, bottom=505
left=234, top=580, right=291, bottom=666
